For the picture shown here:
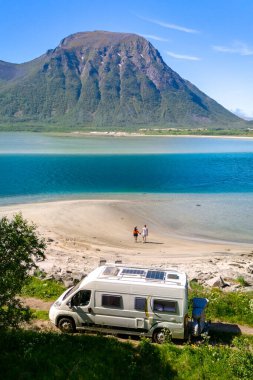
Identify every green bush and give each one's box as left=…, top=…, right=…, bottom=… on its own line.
left=0, top=213, right=45, bottom=327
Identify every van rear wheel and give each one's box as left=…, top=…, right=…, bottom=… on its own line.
left=58, top=317, right=76, bottom=333
left=152, top=328, right=170, bottom=344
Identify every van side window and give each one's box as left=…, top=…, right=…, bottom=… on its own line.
left=102, top=294, right=122, bottom=308
left=154, top=300, right=177, bottom=313
left=72, top=290, right=91, bottom=307
left=135, top=297, right=146, bottom=311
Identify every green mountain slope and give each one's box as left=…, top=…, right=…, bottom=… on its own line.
left=0, top=31, right=244, bottom=130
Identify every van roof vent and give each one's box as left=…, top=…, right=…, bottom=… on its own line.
left=146, top=270, right=165, bottom=281
left=167, top=273, right=180, bottom=280
left=102, top=266, right=120, bottom=276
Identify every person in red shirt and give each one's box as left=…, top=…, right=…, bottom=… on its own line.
left=133, top=226, right=140, bottom=242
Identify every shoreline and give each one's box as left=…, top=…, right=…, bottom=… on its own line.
left=49, top=131, right=253, bottom=140
left=1, top=192, right=253, bottom=244
left=1, top=198, right=253, bottom=287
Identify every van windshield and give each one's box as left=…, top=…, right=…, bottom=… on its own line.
left=62, top=281, right=82, bottom=300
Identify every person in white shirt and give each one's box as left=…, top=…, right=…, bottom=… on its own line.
left=142, top=224, right=148, bottom=243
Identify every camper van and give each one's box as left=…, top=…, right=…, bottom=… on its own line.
left=49, top=264, right=189, bottom=343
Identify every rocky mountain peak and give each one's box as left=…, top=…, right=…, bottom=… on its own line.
left=0, top=31, right=242, bottom=129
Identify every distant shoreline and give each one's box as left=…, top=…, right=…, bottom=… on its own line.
left=47, top=131, right=253, bottom=140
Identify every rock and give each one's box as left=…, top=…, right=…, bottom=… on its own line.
left=205, top=276, right=229, bottom=288
left=63, top=279, right=74, bottom=288
left=72, top=273, right=83, bottom=282
left=247, top=264, right=253, bottom=274
left=42, top=274, right=54, bottom=281
left=52, top=274, right=63, bottom=282
left=241, top=285, right=253, bottom=292
left=51, top=265, right=61, bottom=273
left=223, top=284, right=241, bottom=292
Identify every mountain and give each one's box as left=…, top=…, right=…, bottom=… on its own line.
left=0, top=31, right=243, bottom=130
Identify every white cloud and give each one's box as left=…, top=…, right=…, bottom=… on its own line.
left=213, top=41, right=253, bottom=56
left=166, top=51, right=201, bottom=61
left=138, top=16, right=199, bottom=34
left=141, top=34, right=169, bottom=42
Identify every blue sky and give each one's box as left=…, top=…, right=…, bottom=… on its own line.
left=0, top=0, right=253, bottom=119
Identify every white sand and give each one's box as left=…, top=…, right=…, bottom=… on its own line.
left=1, top=199, right=252, bottom=283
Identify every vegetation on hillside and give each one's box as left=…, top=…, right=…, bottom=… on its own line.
left=142, top=127, right=253, bottom=136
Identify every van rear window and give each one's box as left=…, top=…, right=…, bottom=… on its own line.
left=102, top=294, right=122, bottom=308
left=154, top=300, right=177, bottom=313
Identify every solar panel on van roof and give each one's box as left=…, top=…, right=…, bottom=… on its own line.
left=146, top=270, right=165, bottom=280
left=121, top=268, right=146, bottom=276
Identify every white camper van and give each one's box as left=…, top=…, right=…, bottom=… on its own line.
left=49, top=264, right=188, bottom=343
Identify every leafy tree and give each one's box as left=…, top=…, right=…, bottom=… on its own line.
left=0, top=213, right=46, bottom=327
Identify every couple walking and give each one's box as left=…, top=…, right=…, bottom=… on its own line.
left=133, top=224, right=148, bottom=243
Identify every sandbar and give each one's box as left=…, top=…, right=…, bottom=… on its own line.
left=1, top=198, right=252, bottom=284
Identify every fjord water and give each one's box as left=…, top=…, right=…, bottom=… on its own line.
left=1, top=152, right=253, bottom=196
left=1, top=132, right=253, bottom=243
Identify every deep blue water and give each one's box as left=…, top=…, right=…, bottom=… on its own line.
left=1, top=153, right=253, bottom=202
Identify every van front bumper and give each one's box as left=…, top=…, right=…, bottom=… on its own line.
left=49, top=304, right=58, bottom=325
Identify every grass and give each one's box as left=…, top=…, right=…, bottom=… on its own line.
left=31, top=310, right=49, bottom=320
left=189, top=281, right=253, bottom=326
left=8, top=277, right=253, bottom=378
left=0, top=330, right=252, bottom=380
left=236, top=276, right=250, bottom=287
left=21, top=276, right=65, bottom=301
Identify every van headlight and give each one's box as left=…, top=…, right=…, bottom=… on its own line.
left=54, top=300, right=62, bottom=307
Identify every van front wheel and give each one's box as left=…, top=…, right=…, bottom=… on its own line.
left=58, top=317, right=76, bottom=333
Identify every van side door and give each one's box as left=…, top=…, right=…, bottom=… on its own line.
left=152, top=298, right=179, bottom=323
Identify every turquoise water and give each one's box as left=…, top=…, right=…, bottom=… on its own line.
left=1, top=133, right=253, bottom=203
left=1, top=153, right=253, bottom=202
left=1, top=133, right=253, bottom=243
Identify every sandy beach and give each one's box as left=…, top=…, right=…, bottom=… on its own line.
left=1, top=198, right=253, bottom=286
